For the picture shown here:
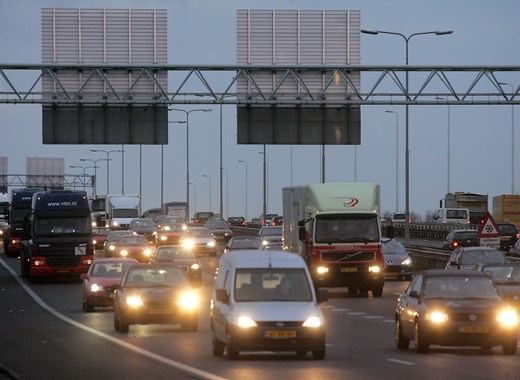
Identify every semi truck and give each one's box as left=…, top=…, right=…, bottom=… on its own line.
left=3, top=188, right=41, bottom=257
left=90, top=194, right=140, bottom=229
left=493, top=194, right=520, bottom=227
left=282, top=183, right=384, bottom=297
left=20, top=190, right=94, bottom=281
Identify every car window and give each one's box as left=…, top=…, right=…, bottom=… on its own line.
left=461, top=249, right=507, bottom=265
left=187, top=228, right=211, bottom=237
left=126, top=267, right=187, bottom=286
left=231, top=238, right=262, bottom=249
left=382, top=240, right=406, bottom=254
left=119, top=236, right=148, bottom=245
left=156, top=247, right=195, bottom=260
left=498, top=224, right=516, bottom=234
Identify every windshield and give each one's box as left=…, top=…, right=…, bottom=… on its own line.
left=460, top=249, right=507, bottom=265
left=382, top=240, right=406, bottom=254
left=91, top=198, right=106, bottom=212
left=155, top=247, right=195, bottom=261
left=454, top=231, right=477, bottom=239
left=125, top=267, right=188, bottom=287
left=446, top=209, right=468, bottom=219
left=10, top=207, right=32, bottom=222
left=92, top=261, right=133, bottom=277
left=34, top=216, right=91, bottom=234
left=206, top=221, right=228, bottom=229
left=160, top=224, right=185, bottom=232
left=131, top=219, right=155, bottom=228
left=113, top=208, right=139, bottom=218
left=315, top=214, right=380, bottom=243
left=483, top=266, right=520, bottom=284
left=118, top=236, right=148, bottom=246
left=423, top=277, right=500, bottom=300
left=498, top=224, right=517, bottom=234
left=260, top=227, right=282, bottom=236
left=187, top=228, right=211, bottom=237
left=234, top=268, right=312, bottom=302
left=231, top=238, right=262, bottom=249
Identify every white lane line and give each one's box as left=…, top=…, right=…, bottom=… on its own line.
left=331, top=309, right=351, bottom=312
left=386, top=358, right=416, bottom=366
left=348, top=312, right=366, bottom=315
left=0, top=258, right=228, bottom=380
left=364, top=316, right=384, bottom=319
left=383, top=320, right=394, bottom=323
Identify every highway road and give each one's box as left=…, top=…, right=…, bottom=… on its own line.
left=1, top=245, right=519, bottom=380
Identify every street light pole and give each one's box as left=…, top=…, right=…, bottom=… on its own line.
left=385, top=110, right=399, bottom=212
left=69, top=165, right=97, bottom=191
left=238, top=160, right=248, bottom=221
left=499, top=82, right=515, bottom=194
left=169, top=108, right=212, bottom=221
left=189, top=182, right=196, bottom=217
left=79, top=158, right=107, bottom=195
left=202, top=174, right=212, bottom=212
left=361, top=28, right=453, bottom=245
left=259, top=146, right=267, bottom=224
left=90, top=149, right=124, bottom=194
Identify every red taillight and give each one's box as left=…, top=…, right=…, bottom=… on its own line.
left=516, top=233, right=520, bottom=239
left=453, top=241, right=459, bottom=247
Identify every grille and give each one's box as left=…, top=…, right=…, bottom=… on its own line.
left=256, top=321, right=303, bottom=327
left=321, top=251, right=375, bottom=262
left=46, top=256, right=81, bottom=268
left=449, top=312, right=494, bottom=323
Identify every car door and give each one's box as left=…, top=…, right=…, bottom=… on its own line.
left=399, top=274, right=423, bottom=336
left=213, top=266, right=231, bottom=342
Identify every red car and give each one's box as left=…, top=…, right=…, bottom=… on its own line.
left=92, top=227, right=110, bottom=252
left=80, top=258, right=138, bottom=312
left=156, top=223, right=186, bottom=246
left=114, top=235, right=154, bottom=262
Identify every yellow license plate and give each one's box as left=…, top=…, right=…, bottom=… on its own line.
left=459, top=325, right=489, bottom=333
left=265, top=330, right=297, bottom=339
left=149, top=308, right=172, bottom=315
left=341, top=267, right=358, bottom=272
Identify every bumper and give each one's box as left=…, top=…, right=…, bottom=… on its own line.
left=384, top=264, right=412, bottom=278
left=421, top=322, right=517, bottom=347
left=85, top=291, right=114, bottom=307
left=120, top=307, right=197, bottom=326
left=312, top=265, right=385, bottom=289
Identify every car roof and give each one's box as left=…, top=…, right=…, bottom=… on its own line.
left=451, top=229, right=478, bottom=233
left=419, top=269, right=492, bottom=278
left=221, top=250, right=306, bottom=269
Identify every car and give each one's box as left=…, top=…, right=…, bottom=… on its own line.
left=224, top=236, right=263, bottom=253
left=80, top=258, right=138, bottom=312
left=181, top=226, right=217, bottom=257
left=113, top=235, right=154, bottom=263
left=496, top=222, right=519, bottom=252
left=390, top=213, right=407, bottom=223
left=395, top=269, right=518, bottom=354
left=113, top=263, right=199, bottom=333
left=92, top=227, right=110, bottom=252
left=382, top=239, right=412, bottom=280
left=103, top=230, right=135, bottom=257
left=445, top=246, right=509, bottom=270
left=227, top=216, right=247, bottom=227
left=270, top=216, right=284, bottom=226
left=155, top=215, right=186, bottom=229
left=441, top=229, right=479, bottom=251
left=129, top=218, right=157, bottom=244
left=192, top=211, right=214, bottom=224
left=258, top=225, right=283, bottom=246
left=263, top=213, right=279, bottom=226
left=150, top=245, right=202, bottom=284
left=509, top=238, right=520, bottom=257
left=205, top=220, right=233, bottom=243
left=479, top=263, right=520, bottom=311
left=210, top=250, right=328, bottom=360
left=155, top=222, right=186, bottom=246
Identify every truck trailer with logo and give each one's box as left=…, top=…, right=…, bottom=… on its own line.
left=20, top=190, right=93, bottom=281
left=282, top=183, right=384, bottom=297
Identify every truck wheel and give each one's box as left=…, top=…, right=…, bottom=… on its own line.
left=503, top=334, right=518, bottom=355
left=372, top=286, right=383, bottom=297
left=312, top=346, right=325, bottom=360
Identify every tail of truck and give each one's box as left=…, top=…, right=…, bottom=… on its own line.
left=493, top=195, right=520, bottom=227
left=107, top=194, right=141, bottom=229
left=282, top=183, right=384, bottom=297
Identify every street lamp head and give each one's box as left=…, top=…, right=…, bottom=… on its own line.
left=385, top=110, right=396, bottom=114
left=435, top=30, right=453, bottom=35
left=360, top=29, right=379, bottom=35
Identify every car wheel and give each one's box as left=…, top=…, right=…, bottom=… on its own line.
left=395, top=318, right=410, bottom=350
left=212, top=330, right=225, bottom=356
left=182, top=317, right=199, bottom=332
left=312, top=346, right=325, bottom=360
left=119, top=318, right=129, bottom=333
left=348, top=287, right=359, bottom=297
left=414, top=321, right=429, bottom=354
left=502, top=334, right=518, bottom=355
left=83, top=298, right=94, bottom=313
left=372, top=286, right=383, bottom=297
left=114, top=315, right=120, bottom=331
left=226, top=333, right=239, bottom=360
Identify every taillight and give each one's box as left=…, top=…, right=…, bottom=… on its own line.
left=453, top=241, right=459, bottom=247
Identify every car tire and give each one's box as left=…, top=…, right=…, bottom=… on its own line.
left=312, top=346, right=325, bottom=360
left=83, top=298, right=94, bottom=313
left=395, top=318, right=410, bottom=350
left=212, top=330, right=225, bottom=356
left=226, top=333, right=239, bottom=360
left=119, top=318, right=129, bottom=333
left=414, top=321, right=429, bottom=354
left=114, top=316, right=120, bottom=331
left=182, top=318, right=199, bottom=332
left=502, top=334, right=518, bottom=355
left=372, top=286, right=383, bottom=297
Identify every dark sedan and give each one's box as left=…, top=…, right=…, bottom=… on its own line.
left=382, top=239, right=412, bottom=280
left=446, top=246, right=508, bottom=270
left=227, top=216, right=246, bottom=227
left=442, top=229, right=479, bottom=251
left=205, top=220, right=233, bottom=243
left=150, top=245, right=202, bottom=284
left=113, top=263, right=199, bottom=333
left=395, top=269, right=518, bottom=354
left=129, top=218, right=157, bottom=244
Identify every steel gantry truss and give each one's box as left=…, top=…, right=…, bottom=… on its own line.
left=0, top=64, right=519, bottom=106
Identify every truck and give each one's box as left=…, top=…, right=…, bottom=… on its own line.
left=90, top=194, right=141, bottom=229
left=20, top=190, right=94, bottom=281
left=282, top=183, right=384, bottom=297
left=493, top=194, right=520, bottom=227
left=442, top=192, right=488, bottom=224
left=3, top=188, right=41, bottom=257
left=162, top=201, right=188, bottom=221
left=434, top=207, right=471, bottom=225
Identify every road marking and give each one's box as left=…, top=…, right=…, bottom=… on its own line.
left=386, top=358, right=415, bottom=366
left=383, top=320, right=394, bottom=323
left=364, top=316, right=384, bottom=319
left=0, top=258, right=229, bottom=380
left=331, top=309, right=351, bottom=312
left=348, top=312, right=366, bottom=315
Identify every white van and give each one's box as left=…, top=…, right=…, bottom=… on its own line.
left=210, top=250, right=328, bottom=360
left=435, top=208, right=470, bottom=225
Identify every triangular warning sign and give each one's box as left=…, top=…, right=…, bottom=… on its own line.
left=477, top=213, right=501, bottom=237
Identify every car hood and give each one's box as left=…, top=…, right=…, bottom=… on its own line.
left=124, top=286, right=188, bottom=300
left=383, top=253, right=410, bottom=263
left=424, top=298, right=503, bottom=312
left=231, top=301, right=322, bottom=322
left=88, top=277, right=122, bottom=288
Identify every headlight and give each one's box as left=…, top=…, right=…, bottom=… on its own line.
left=160, top=235, right=167, bottom=241
left=497, top=308, right=518, bottom=327
left=237, top=316, right=257, bottom=328
left=152, top=231, right=157, bottom=236
left=369, top=266, right=381, bottom=273
left=143, top=249, right=152, bottom=256
left=126, top=296, right=143, bottom=307
left=262, top=240, right=268, bottom=245
left=92, top=239, right=97, bottom=245
left=191, top=263, right=200, bottom=270
left=91, top=221, right=97, bottom=227
left=303, top=316, right=322, bottom=328
left=120, top=249, right=128, bottom=257
left=183, top=239, right=194, bottom=249
left=207, top=241, right=216, bottom=248
left=109, top=244, right=116, bottom=251
left=317, top=266, right=329, bottom=274
left=112, top=221, right=119, bottom=227
left=178, top=291, right=199, bottom=310
left=90, top=284, right=104, bottom=292
left=33, top=259, right=46, bottom=266
left=426, top=311, right=449, bottom=323
left=402, top=258, right=412, bottom=266
left=83, top=259, right=93, bottom=265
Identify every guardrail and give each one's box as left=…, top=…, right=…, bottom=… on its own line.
left=382, top=222, right=480, bottom=240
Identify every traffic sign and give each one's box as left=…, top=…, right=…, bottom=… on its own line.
left=477, top=213, right=501, bottom=237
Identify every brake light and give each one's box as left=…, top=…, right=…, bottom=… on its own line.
left=453, top=241, right=459, bottom=247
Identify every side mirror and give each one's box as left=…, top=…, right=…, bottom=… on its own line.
left=298, top=226, right=306, bottom=241
left=215, top=288, right=229, bottom=304
left=386, top=225, right=394, bottom=239
left=80, top=273, right=88, bottom=280
left=298, top=220, right=305, bottom=227
left=317, top=288, right=328, bottom=303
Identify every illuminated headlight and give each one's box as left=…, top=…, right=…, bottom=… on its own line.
left=120, top=249, right=128, bottom=257
left=143, top=249, right=152, bottom=256
left=303, top=316, right=323, bottom=328
left=83, top=259, right=93, bottom=265
left=317, top=266, right=329, bottom=274
left=164, top=226, right=171, bottom=231
left=126, top=296, right=143, bottom=307
left=91, top=221, right=97, bottom=227
left=402, top=258, right=412, bottom=266
left=369, top=266, right=381, bottom=273
left=182, top=224, right=188, bottom=231
left=178, top=291, right=199, bottom=310
left=112, top=221, right=119, bottom=227
left=262, top=240, right=269, bottom=245
left=207, top=241, right=216, bottom=248
left=92, top=239, right=98, bottom=245
left=497, top=308, right=518, bottom=327
left=237, top=316, right=257, bottom=328
left=109, top=245, right=116, bottom=251
left=33, top=259, right=46, bottom=266
left=191, top=263, right=200, bottom=270
left=90, top=284, right=104, bottom=292
left=160, top=235, right=168, bottom=241
left=426, top=311, right=449, bottom=323
left=183, top=239, right=194, bottom=249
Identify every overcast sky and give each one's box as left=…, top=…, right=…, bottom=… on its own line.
left=0, top=0, right=518, bottom=220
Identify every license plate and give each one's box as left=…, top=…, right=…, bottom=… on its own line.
left=265, top=330, right=296, bottom=339
left=341, top=267, right=357, bottom=272
left=458, top=325, right=489, bottom=333
left=149, top=308, right=172, bottom=315
left=386, top=272, right=399, bottom=276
